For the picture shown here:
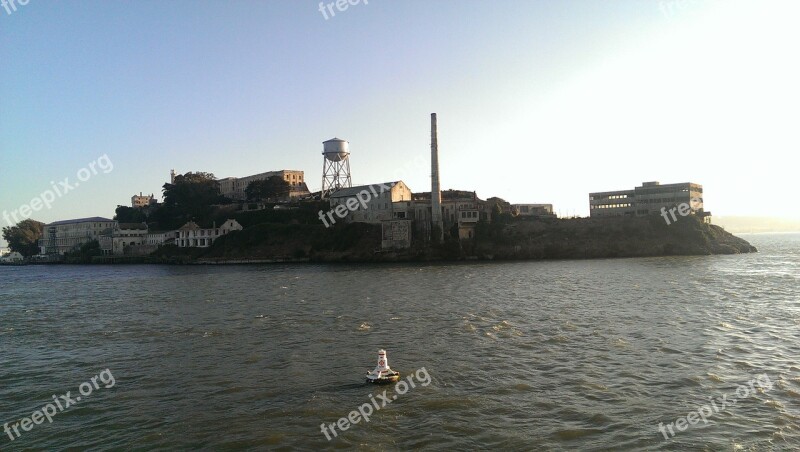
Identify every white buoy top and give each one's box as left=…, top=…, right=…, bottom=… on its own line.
left=372, top=349, right=392, bottom=375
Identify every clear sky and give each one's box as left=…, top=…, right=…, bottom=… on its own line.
left=1, top=0, right=798, bottom=245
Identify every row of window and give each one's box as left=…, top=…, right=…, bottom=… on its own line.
left=178, top=239, right=213, bottom=247
left=639, top=197, right=702, bottom=204
left=636, top=187, right=702, bottom=195
left=179, top=229, right=229, bottom=238
left=592, top=203, right=633, bottom=209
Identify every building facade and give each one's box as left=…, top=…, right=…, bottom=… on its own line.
left=177, top=219, right=243, bottom=248
left=145, top=231, right=179, bottom=247
left=589, top=181, right=705, bottom=218
left=512, top=204, right=556, bottom=218
left=131, top=193, right=157, bottom=208
left=218, top=170, right=309, bottom=201
left=381, top=219, right=412, bottom=249
left=328, top=181, right=412, bottom=224
left=330, top=184, right=522, bottom=241
left=39, top=217, right=117, bottom=255
left=99, top=223, right=149, bottom=256
left=391, top=190, right=491, bottom=240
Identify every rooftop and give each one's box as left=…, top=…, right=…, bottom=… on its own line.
left=329, top=182, right=400, bottom=198
left=118, top=223, right=148, bottom=230
left=48, top=217, right=114, bottom=226
left=413, top=189, right=478, bottom=201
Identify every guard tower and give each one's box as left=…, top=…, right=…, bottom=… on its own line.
left=46, top=226, right=58, bottom=256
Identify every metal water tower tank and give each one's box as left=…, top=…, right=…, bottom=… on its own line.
left=321, top=138, right=352, bottom=198
left=323, top=138, right=350, bottom=162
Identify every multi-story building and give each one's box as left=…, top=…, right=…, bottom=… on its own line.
left=589, top=181, right=705, bottom=218
left=399, top=190, right=489, bottom=240
left=177, top=219, right=243, bottom=248
left=330, top=184, right=520, bottom=240
left=39, top=217, right=117, bottom=255
left=218, top=170, right=309, bottom=201
left=328, top=181, right=412, bottom=224
left=131, top=192, right=157, bottom=208
left=588, top=188, right=636, bottom=217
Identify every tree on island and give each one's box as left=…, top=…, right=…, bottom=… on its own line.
left=245, top=176, right=291, bottom=201
left=155, top=172, right=223, bottom=229
left=114, top=206, right=147, bottom=223
left=64, top=240, right=103, bottom=262
left=2, top=219, right=44, bottom=256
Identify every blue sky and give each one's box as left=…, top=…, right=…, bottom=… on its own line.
left=1, top=0, right=798, bottom=244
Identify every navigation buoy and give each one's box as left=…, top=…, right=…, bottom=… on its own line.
left=365, top=349, right=400, bottom=384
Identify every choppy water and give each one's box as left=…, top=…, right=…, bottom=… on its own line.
left=1, top=233, right=798, bottom=451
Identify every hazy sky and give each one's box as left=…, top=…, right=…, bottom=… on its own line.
left=1, top=0, right=798, bottom=243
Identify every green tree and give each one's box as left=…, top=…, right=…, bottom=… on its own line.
left=64, top=240, right=102, bottom=263
left=245, top=176, right=291, bottom=201
left=159, top=172, right=222, bottom=228
left=115, top=206, right=147, bottom=223
left=2, top=219, right=45, bottom=256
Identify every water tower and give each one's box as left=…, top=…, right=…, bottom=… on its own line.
left=321, top=138, right=352, bottom=198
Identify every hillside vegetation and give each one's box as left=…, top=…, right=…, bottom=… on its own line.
left=152, top=213, right=756, bottom=263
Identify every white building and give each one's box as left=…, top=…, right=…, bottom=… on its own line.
left=177, top=219, right=243, bottom=248
left=39, top=217, right=116, bottom=255
left=0, top=252, right=24, bottom=263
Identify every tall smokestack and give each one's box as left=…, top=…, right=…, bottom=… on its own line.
left=431, top=113, right=443, bottom=242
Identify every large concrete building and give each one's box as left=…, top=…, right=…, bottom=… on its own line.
left=589, top=181, right=705, bottom=218
left=99, top=223, right=149, bottom=255
left=328, top=181, right=412, bottom=224
left=218, top=170, right=309, bottom=201
left=39, top=217, right=116, bottom=255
